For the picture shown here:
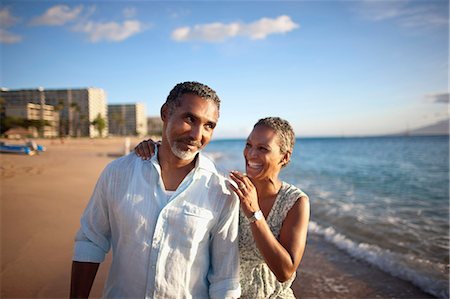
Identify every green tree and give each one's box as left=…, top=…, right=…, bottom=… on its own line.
left=0, top=97, right=6, bottom=134
left=70, top=102, right=80, bottom=137
left=26, top=119, right=50, bottom=130
left=91, top=113, right=106, bottom=137
left=110, top=111, right=125, bottom=135
left=54, top=100, right=66, bottom=137
left=0, top=116, right=49, bottom=135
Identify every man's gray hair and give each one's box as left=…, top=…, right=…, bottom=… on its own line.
left=254, top=117, right=295, bottom=165
left=165, top=81, right=220, bottom=115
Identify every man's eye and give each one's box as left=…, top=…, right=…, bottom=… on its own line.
left=245, top=143, right=251, bottom=148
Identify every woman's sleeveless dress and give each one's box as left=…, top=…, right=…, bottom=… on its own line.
left=239, top=181, right=308, bottom=299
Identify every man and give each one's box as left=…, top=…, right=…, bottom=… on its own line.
left=70, top=82, right=241, bottom=298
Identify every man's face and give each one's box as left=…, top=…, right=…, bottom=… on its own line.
left=163, top=93, right=219, bottom=160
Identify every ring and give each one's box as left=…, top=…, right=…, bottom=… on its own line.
left=239, top=183, right=246, bottom=190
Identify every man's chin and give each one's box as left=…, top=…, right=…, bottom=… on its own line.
left=171, top=147, right=199, bottom=161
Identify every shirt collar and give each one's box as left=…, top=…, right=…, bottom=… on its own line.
left=195, top=151, right=218, bottom=175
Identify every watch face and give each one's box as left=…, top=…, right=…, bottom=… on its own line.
left=250, top=210, right=263, bottom=222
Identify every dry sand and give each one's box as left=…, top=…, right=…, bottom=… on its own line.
left=1, top=138, right=435, bottom=298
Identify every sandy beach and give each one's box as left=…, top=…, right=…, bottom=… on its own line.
left=1, top=138, right=435, bottom=298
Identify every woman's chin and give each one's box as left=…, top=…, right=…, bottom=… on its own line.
left=245, top=168, right=260, bottom=180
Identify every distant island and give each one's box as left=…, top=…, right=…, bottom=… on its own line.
left=395, top=119, right=449, bottom=136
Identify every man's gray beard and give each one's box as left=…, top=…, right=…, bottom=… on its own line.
left=171, top=141, right=199, bottom=160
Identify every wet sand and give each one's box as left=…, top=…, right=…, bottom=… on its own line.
left=0, top=138, right=435, bottom=298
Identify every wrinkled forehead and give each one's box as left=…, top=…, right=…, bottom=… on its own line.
left=178, top=94, right=219, bottom=121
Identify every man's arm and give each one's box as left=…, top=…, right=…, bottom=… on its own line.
left=71, top=164, right=112, bottom=298
left=208, top=191, right=241, bottom=299
left=70, top=261, right=100, bottom=298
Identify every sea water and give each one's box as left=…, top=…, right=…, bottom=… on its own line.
left=203, top=136, right=449, bottom=299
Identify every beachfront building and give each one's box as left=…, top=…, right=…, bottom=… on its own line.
left=108, top=103, right=147, bottom=136
left=1, top=87, right=108, bottom=137
left=4, top=103, right=59, bottom=137
left=147, top=116, right=163, bottom=137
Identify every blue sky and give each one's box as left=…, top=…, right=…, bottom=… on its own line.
left=1, top=0, right=448, bottom=138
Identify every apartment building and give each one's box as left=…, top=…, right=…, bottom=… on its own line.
left=1, top=87, right=108, bottom=137
left=108, top=103, right=147, bottom=136
left=4, top=103, right=59, bottom=137
left=147, top=116, right=163, bottom=137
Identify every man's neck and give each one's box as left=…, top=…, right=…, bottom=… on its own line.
left=157, top=143, right=198, bottom=191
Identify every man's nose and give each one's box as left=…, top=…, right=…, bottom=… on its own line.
left=189, top=124, right=203, bottom=141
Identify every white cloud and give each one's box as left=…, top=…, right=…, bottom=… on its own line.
left=73, top=20, right=144, bottom=42
left=172, top=15, right=299, bottom=42
left=168, top=8, right=190, bottom=19
left=425, top=93, right=449, bottom=104
left=123, top=7, right=137, bottom=18
left=355, top=0, right=448, bottom=29
left=172, top=22, right=240, bottom=42
left=400, top=10, right=448, bottom=28
left=0, top=7, right=20, bottom=27
left=30, top=5, right=83, bottom=26
left=244, top=15, right=300, bottom=39
left=0, top=28, right=22, bottom=43
left=357, top=0, right=409, bottom=21
left=0, top=8, right=22, bottom=44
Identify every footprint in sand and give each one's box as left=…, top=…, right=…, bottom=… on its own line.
left=23, top=166, right=44, bottom=175
left=0, top=164, right=16, bottom=178
left=0, top=169, right=16, bottom=178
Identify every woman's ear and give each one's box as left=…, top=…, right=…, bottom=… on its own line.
left=280, top=151, right=292, bottom=167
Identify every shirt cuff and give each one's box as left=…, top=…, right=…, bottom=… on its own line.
left=73, top=240, right=106, bottom=263
left=209, top=279, right=241, bottom=299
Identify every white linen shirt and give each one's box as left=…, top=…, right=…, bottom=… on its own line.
left=73, top=152, right=241, bottom=299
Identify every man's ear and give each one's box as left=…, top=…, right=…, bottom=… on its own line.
left=161, top=104, right=168, bottom=121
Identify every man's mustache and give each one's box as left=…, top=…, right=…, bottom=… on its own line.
left=175, top=137, right=202, bottom=148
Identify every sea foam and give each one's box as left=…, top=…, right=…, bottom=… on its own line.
left=309, top=221, right=449, bottom=299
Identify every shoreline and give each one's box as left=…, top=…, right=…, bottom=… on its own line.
left=1, top=137, right=437, bottom=298
left=293, top=233, right=436, bottom=299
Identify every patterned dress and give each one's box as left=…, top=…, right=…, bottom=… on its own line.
left=239, top=181, right=308, bottom=299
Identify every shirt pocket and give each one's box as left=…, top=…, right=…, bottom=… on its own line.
left=172, top=202, right=215, bottom=249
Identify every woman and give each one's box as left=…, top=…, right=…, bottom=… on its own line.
left=135, top=117, right=310, bottom=298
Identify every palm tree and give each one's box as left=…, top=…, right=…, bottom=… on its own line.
left=91, top=113, right=106, bottom=137
left=70, top=102, right=80, bottom=137
left=110, top=111, right=125, bottom=136
left=54, top=100, right=65, bottom=137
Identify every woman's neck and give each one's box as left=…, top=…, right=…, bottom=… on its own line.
left=253, top=176, right=282, bottom=201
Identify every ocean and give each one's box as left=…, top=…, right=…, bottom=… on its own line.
left=203, top=135, right=449, bottom=299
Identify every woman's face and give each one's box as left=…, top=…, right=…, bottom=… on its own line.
left=243, top=125, right=285, bottom=181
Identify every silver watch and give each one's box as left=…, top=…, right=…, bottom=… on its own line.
left=248, top=210, right=264, bottom=223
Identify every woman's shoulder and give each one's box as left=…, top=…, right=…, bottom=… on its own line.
left=269, top=182, right=307, bottom=222
left=280, top=181, right=309, bottom=202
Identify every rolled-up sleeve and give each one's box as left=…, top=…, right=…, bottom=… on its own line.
left=208, top=192, right=241, bottom=299
left=73, top=165, right=112, bottom=263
